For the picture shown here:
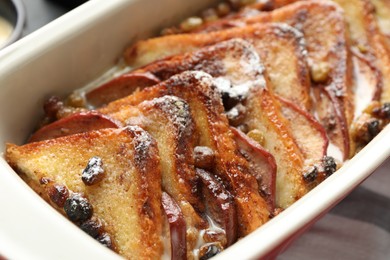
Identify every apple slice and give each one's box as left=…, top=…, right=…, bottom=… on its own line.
left=312, top=87, right=350, bottom=161
left=276, top=96, right=329, bottom=162
left=244, top=87, right=307, bottom=209
left=86, top=72, right=160, bottom=107
left=196, top=168, right=237, bottom=247
left=29, top=111, right=121, bottom=142
left=230, top=127, right=276, bottom=211
left=161, top=192, right=187, bottom=260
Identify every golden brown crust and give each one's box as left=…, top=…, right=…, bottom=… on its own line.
left=6, top=127, right=163, bottom=259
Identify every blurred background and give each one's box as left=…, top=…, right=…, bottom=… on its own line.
left=0, top=0, right=87, bottom=48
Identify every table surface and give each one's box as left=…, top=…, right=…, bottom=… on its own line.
left=12, top=1, right=390, bottom=259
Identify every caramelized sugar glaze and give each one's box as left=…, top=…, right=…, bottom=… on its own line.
left=5, top=0, right=390, bottom=259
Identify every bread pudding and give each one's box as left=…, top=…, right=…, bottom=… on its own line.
left=5, top=0, right=390, bottom=259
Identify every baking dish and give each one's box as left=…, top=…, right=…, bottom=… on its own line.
left=0, top=0, right=389, bottom=259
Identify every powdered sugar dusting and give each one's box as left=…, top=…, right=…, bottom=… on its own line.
left=147, top=95, right=193, bottom=136
left=211, top=39, right=267, bottom=99
left=125, top=125, right=155, bottom=170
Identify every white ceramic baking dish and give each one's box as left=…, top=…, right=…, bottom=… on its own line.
left=0, top=0, right=389, bottom=259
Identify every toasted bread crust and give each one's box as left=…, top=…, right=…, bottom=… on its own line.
left=6, top=127, right=163, bottom=259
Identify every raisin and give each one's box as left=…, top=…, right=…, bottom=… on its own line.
left=238, top=0, right=256, bottom=7
left=201, top=8, right=219, bottom=22
left=64, top=193, right=93, bottom=223
left=221, top=91, right=241, bottom=111
left=96, top=233, right=113, bottom=249
left=199, top=243, right=222, bottom=260
left=180, top=17, right=203, bottom=32
left=43, top=96, right=63, bottom=119
left=66, top=92, right=86, bottom=108
left=80, top=219, right=103, bottom=238
left=247, top=129, right=265, bottom=146
left=47, top=184, right=69, bottom=208
left=82, top=156, right=105, bottom=186
left=226, top=104, right=246, bottom=126
left=367, top=120, right=380, bottom=139
left=194, top=146, right=215, bottom=170
left=372, top=103, right=390, bottom=119
left=216, top=3, right=231, bottom=17
left=310, top=62, right=330, bottom=83
left=323, top=156, right=337, bottom=177
left=303, top=166, right=318, bottom=183
left=228, top=0, right=241, bottom=10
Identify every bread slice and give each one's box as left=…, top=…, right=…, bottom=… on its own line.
left=100, top=71, right=270, bottom=235
left=5, top=126, right=163, bottom=259
left=124, top=23, right=311, bottom=111
left=243, top=87, right=307, bottom=208
left=109, top=95, right=207, bottom=256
